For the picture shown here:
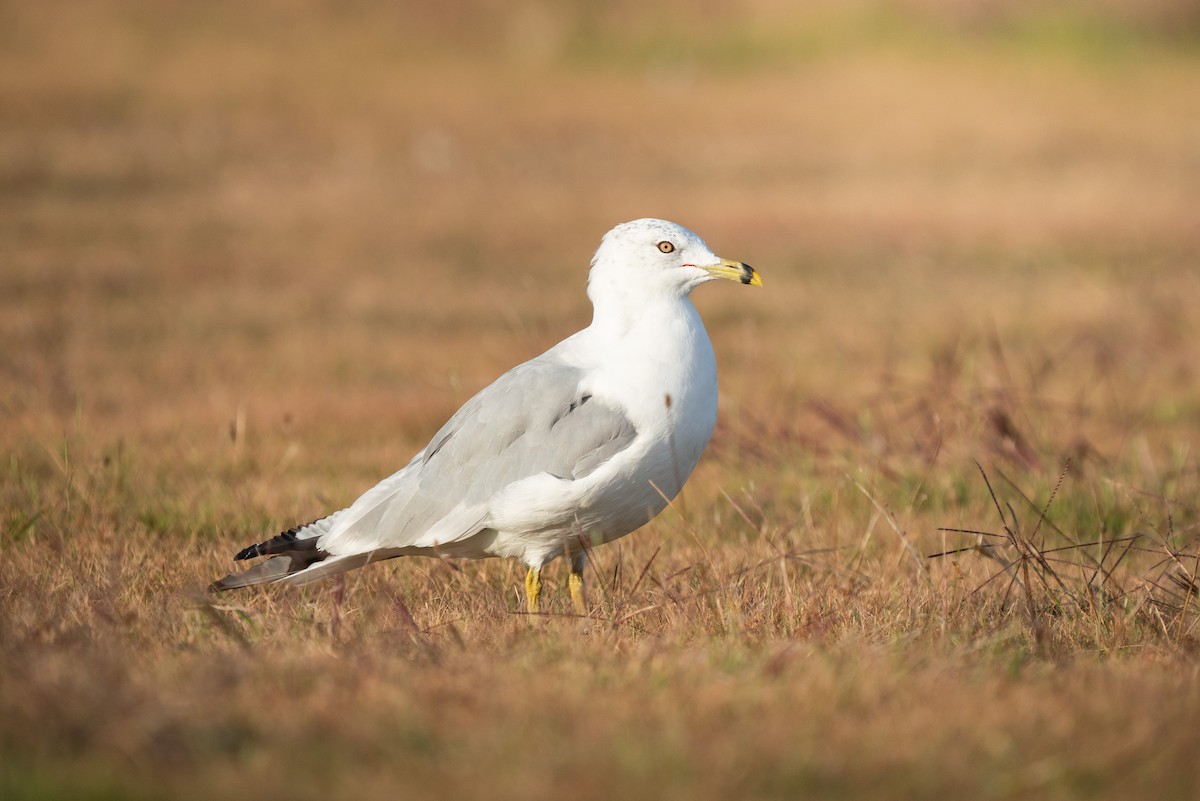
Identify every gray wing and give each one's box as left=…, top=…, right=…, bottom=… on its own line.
left=422, top=359, right=636, bottom=496
left=316, top=356, right=637, bottom=553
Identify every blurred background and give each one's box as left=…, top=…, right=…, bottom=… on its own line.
left=3, top=0, right=1199, bottom=470
left=5, top=3, right=1200, bottom=799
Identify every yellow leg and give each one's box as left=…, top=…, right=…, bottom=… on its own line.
left=569, top=567, right=587, bottom=615
left=525, top=566, right=542, bottom=613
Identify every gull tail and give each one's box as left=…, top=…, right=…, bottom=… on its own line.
left=210, top=516, right=334, bottom=591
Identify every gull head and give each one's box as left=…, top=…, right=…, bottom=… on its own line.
left=587, top=219, right=761, bottom=306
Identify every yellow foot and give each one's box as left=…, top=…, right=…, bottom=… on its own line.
left=525, top=566, right=542, bottom=614
left=569, top=569, right=587, bottom=616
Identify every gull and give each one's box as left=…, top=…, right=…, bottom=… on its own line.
left=211, top=218, right=761, bottom=613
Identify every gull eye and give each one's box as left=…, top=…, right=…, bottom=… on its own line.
left=656, top=241, right=675, bottom=254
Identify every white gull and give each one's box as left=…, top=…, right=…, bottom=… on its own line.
left=212, top=218, right=761, bottom=613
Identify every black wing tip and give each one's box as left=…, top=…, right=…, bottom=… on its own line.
left=233, top=543, right=261, bottom=561
left=232, top=517, right=329, bottom=561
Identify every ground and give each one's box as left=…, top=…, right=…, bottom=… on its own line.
left=3, top=2, right=1200, bottom=799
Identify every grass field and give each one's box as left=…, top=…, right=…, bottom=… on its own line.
left=4, top=2, right=1200, bottom=799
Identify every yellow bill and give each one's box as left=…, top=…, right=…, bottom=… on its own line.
left=702, top=258, right=762, bottom=287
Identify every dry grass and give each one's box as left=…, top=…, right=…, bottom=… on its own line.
left=4, top=2, right=1200, bottom=799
